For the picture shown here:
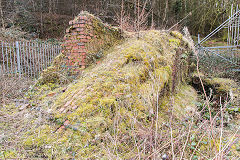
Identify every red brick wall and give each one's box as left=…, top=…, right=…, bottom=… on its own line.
left=61, top=12, right=121, bottom=70
left=62, top=15, right=92, bottom=69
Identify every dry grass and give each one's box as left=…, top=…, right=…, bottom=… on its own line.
left=100, top=86, right=240, bottom=159
left=0, top=75, right=34, bottom=104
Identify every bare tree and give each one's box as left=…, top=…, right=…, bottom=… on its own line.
left=0, top=0, right=5, bottom=29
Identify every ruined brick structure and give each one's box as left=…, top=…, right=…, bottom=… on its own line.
left=61, top=11, right=121, bottom=69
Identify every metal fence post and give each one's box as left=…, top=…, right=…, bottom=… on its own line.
left=16, top=41, right=21, bottom=77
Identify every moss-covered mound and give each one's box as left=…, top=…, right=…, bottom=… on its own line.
left=191, top=73, right=240, bottom=112
left=19, top=30, right=200, bottom=159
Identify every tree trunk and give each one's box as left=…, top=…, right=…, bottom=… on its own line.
left=41, top=0, right=43, bottom=35
left=162, top=0, right=168, bottom=27
left=49, top=0, right=52, bottom=14
left=0, top=0, right=5, bottom=29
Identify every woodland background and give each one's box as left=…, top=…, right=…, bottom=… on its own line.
left=0, top=0, right=239, bottom=39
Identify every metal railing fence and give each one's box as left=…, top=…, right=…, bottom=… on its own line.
left=196, top=4, right=240, bottom=79
left=0, top=40, right=62, bottom=78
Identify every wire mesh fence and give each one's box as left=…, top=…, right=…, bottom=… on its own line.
left=198, top=47, right=240, bottom=80
left=0, top=40, right=62, bottom=79
left=196, top=5, right=240, bottom=80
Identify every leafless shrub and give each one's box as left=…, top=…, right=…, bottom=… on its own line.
left=115, top=0, right=152, bottom=34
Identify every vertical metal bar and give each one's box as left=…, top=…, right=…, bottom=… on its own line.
left=39, top=42, right=43, bottom=73
left=44, top=43, right=46, bottom=69
left=1, top=41, right=5, bottom=74
left=50, top=43, right=52, bottom=64
left=32, top=41, right=36, bottom=78
left=56, top=44, right=58, bottom=56
left=198, top=34, right=200, bottom=44
left=35, top=42, right=38, bottom=76
left=28, top=41, right=32, bottom=77
left=45, top=43, right=47, bottom=69
left=53, top=44, right=56, bottom=60
left=50, top=43, right=52, bottom=65
left=238, top=10, right=240, bottom=65
left=38, top=42, right=40, bottom=77
left=37, top=42, right=40, bottom=77
left=57, top=44, right=59, bottom=56
left=19, top=41, right=23, bottom=76
left=227, top=16, right=230, bottom=46
left=233, top=6, right=237, bottom=45
left=22, top=41, right=25, bottom=75
left=13, top=41, right=17, bottom=76
left=231, top=5, right=234, bottom=46
left=25, top=41, right=29, bottom=77
left=237, top=6, right=240, bottom=46
left=9, top=42, right=13, bottom=75
left=20, top=41, right=23, bottom=75
left=52, top=44, right=54, bottom=61
left=57, top=45, right=59, bottom=55
left=230, top=5, right=234, bottom=58
left=56, top=44, right=59, bottom=55
left=47, top=43, right=49, bottom=66
left=54, top=44, right=57, bottom=58
left=32, top=41, right=35, bottom=78
left=54, top=44, right=57, bottom=57
left=35, top=42, right=38, bottom=78
left=51, top=44, right=53, bottom=63
left=59, top=45, right=61, bottom=55
left=45, top=42, right=47, bottom=68
left=13, top=41, right=16, bottom=76
left=45, top=43, right=47, bottom=67
left=229, top=6, right=232, bottom=45
left=42, top=42, right=44, bottom=69
left=5, top=42, right=9, bottom=75
left=234, top=6, right=239, bottom=63
left=48, top=43, right=50, bottom=66
left=43, top=42, right=45, bottom=69
left=49, top=43, right=51, bottom=64
left=16, top=41, right=21, bottom=77
left=51, top=44, right=54, bottom=62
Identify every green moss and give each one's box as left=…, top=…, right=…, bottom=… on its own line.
left=170, top=31, right=183, bottom=40
left=172, top=85, right=198, bottom=118
left=82, top=12, right=122, bottom=64
left=1, top=149, right=18, bottom=159
left=23, top=125, right=53, bottom=148
left=169, top=38, right=181, bottom=46
left=0, top=104, right=18, bottom=115
left=205, top=78, right=237, bottom=92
